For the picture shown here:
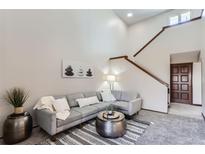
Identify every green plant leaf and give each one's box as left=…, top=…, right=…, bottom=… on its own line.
left=4, top=88, right=29, bottom=108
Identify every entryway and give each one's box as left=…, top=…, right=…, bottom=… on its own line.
left=170, top=63, right=192, bottom=104
left=168, top=51, right=202, bottom=118
left=169, top=103, right=202, bottom=119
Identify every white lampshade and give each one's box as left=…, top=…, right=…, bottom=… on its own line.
left=106, top=75, right=116, bottom=82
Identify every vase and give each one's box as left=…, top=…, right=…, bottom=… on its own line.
left=14, top=107, right=24, bottom=114
left=108, top=110, right=113, bottom=115
left=3, top=112, right=33, bottom=144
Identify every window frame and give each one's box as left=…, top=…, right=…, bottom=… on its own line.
left=180, top=11, right=191, bottom=23
left=169, top=15, right=179, bottom=26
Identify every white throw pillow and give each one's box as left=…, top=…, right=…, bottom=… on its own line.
left=53, top=98, right=70, bottom=112
left=76, top=96, right=100, bottom=108
left=53, top=98, right=71, bottom=120
left=101, top=90, right=116, bottom=102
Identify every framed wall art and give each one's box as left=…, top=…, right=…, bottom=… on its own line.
left=62, top=60, right=94, bottom=78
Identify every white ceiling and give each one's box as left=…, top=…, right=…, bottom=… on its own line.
left=113, top=9, right=170, bottom=26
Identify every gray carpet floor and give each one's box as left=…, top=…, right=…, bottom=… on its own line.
left=1, top=109, right=205, bottom=145
left=135, top=110, right=205, bottom=144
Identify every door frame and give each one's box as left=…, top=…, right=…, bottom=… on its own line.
left=170, top=62, right=193, bottom=105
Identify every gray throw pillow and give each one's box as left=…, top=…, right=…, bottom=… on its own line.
left=66, top=93, right=84, bottom=107
left=96, top=91, right=103, bottom=102
left=111, top=90, right=122, bottom=101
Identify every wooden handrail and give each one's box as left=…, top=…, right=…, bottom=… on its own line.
left=109, top=55, right=128, bottom=60
left=109, top=56, right=170, bottom=106
left=133, top=29, right=164, bottom=57
left=124, top=57, right=169, bottom=87
left=133, top=9, right=204, bottom=57
left=109, top=56, right=169, bottom=87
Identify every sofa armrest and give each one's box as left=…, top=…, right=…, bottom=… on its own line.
left=36, top=109, right=57, bottom=136
left=128, top=98, right=142, bottom=115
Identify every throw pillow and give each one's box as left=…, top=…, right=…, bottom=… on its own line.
left=53, top=98, right=71, bottom=120
left=100, top=90, right=116, bottom=102
left=53, top=97, right=70, bottom=112
left=76, top=96, right=100, bottom=108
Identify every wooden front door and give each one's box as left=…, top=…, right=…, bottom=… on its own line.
left=170, top=63, right=192, bottom=104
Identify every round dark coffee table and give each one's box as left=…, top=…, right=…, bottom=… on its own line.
left=96, top=111, right=126, bottom=138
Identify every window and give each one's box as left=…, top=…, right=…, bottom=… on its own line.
left=181, top=12, right=190, bottom=22
left=203, top=10, right=205, bottom=17
left=169, top=11, right=191, bottom=26
left=169, top=16, right=179, bottom=25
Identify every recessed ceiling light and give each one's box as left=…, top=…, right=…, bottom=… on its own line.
left=127, top=12, right=133, bottom=18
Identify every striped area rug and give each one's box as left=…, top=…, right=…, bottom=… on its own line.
left=39, top=119, right=150, bottom=145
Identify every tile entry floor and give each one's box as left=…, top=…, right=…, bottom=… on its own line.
left=168, top=103, right=202, bottom=119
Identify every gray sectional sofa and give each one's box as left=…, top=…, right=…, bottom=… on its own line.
left=36, top=90, right=142, bottom=136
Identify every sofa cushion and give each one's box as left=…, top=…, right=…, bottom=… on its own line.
left=120, top=91, right=138, bottom=102
left=73, top=106, right=98, bottom=117
left=66, top=93, right=84, bottom=107
left=90, top=102, right=110, bottom=111
left=111, top=90, right=122, bottom=101
left=57, top=109, right=82, bottom=127
left=111, top=101, right=128, bottom=111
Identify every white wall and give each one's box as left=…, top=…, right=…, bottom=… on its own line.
left=0, top=11, right=14, bottom=138
left=110, top=59, right=168, bottom=113
left=127, top=13, right=201, bottom=83
left=0, top=11, right=5, bottom=96
left=0, top=10, right=128, bottom=137
left=193, top=62, right=202, bottom=105
left=126, top=10, right=201, bottom=56
left=114, top=10, right=202, bottom=113
left=201, top=17, right=205, bottom=115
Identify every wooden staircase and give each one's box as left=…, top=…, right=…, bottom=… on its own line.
left=109, top=9, right=204, bottom=106
left=109, top=55, right=169, bottom=87
left=109, top=55, right=170, bottom=105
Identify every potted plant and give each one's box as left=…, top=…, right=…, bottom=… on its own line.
left=4, top=87, right=29, bottom=114
left=3, top=87, right=32, bottom=144
left=106, top=104, right=114, bottom=115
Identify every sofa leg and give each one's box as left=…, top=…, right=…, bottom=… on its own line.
left=125, top=115, right=133, bottom=120
left=50, top=135, right=56, bottom=142
left=77, top=123, right=84, bottom=129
